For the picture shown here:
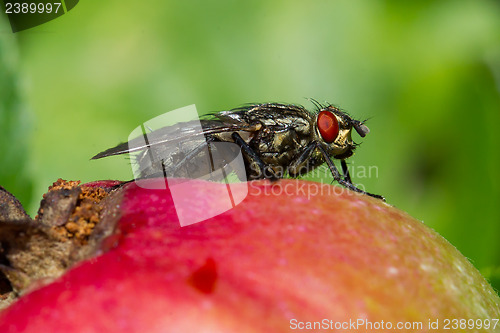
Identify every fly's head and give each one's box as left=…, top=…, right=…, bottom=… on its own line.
left=314, top=106, right=370, bottom=159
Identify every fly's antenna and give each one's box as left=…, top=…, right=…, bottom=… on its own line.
left=352, top=114, right=375, bottom=138
left=352, top=120, right=370, bottom=137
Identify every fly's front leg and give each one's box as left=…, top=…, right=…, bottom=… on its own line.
left=231, top=132, right=279, bottom=181
left=317, top=145, right=385, bottom=200
left=340, top=160, right=352, bottom=183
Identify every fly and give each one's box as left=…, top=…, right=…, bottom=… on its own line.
left=92, top=102, right=384, bottom=200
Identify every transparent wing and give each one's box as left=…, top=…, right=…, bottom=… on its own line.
left=91, top=119, right=256, bottom=160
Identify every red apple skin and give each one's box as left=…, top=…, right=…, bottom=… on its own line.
left=0, top=179, right=498, bottom=332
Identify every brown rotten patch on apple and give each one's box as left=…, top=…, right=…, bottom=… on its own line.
left=0, top=178, right=499, bottom=332
left=0, top=179, right=123, bottom=302
left=42, top=179, right=110, bottom=242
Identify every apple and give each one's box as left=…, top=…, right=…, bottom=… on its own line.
left=0, top=179, right=498, bottom=332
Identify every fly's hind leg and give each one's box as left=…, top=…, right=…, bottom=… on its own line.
left=231, top=132, right=279, bottom=181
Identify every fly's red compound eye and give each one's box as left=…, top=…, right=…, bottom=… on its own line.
left=317, top=111, right=339, bottom=143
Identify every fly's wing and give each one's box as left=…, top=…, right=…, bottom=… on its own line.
left=135, top=134, right=245, bottom=181
left=92, top=103, right=311, bottom=160
left=91, top=118, right=254, bottom=160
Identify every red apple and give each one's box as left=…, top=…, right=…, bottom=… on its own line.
left=0, top=179, right=498, bottom=332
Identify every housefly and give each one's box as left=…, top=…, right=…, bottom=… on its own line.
left=92, top=102, right=383, bottom=200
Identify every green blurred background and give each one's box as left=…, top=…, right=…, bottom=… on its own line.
left=1, top=1, right=499, bottom=291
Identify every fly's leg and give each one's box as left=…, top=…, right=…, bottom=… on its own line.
left=231, top=132, right=279, bottom=181
left=288, top=143, right=364, bottom=193
left=287, top=142, right=318, bottom=177
left=288, top=143, right=355, bottom=185
left=340, top=160, right=352, bottom=183
left=317, top=145, right=385, bottom=200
